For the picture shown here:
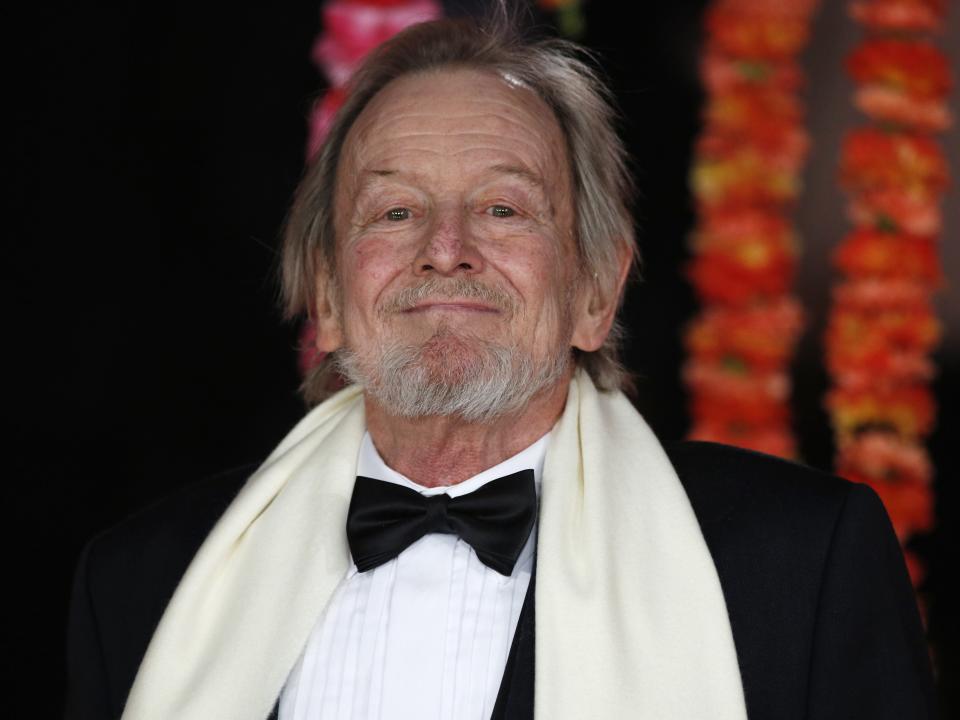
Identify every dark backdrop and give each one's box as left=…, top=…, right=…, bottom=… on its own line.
left=9, top=1, right=957, bottom=717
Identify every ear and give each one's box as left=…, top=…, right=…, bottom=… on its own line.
left=570, top=245, right=632, bottom=352
left=313, top=269, right=344, bottom=353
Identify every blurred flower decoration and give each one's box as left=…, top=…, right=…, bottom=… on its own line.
left=535, top=0, right=585, bottom=39
left=685, top=0, right=820, bottom=458
left=825, top=0, right=951, bottom=590
left=299, top=0, right=443, bottom=377
left=306, top=0, right=442, bottom=159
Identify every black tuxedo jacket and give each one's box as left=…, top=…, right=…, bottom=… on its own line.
left=65, top=441, right=936, bottom=719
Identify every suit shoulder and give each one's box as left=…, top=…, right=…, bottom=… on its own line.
left=80, top=462, right=256, bottom=637
left=664, top=442, right=909, bottom=718
left=666, top=440, right=852, bottom=530
left=85, top=463, right=255, bottom=576
left=71, top=464, right=256, bottom=715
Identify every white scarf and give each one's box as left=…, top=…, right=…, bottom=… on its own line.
left=122, top=370, right=747, bottom=720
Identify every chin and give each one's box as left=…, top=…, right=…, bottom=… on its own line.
left=416, top=332, right=493, bottom=381
left=336, top=327, right=568, bottom=422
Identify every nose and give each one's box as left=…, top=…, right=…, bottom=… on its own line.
left=413, top=207, right=484, bottom=277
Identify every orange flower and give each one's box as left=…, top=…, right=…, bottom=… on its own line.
left=686, top=361, right=790, bottom=423
left=836, top=431, right=932, bottom=485
left=825, top=298, right=940, bottom=386
left=848, top=188, right=942, bottom=235
left=705, top=6, right=814, bottom=60
left=833, top=229, right=941, bottom=283
left=692, top=144, right=802, bottom=208
left=836, top=432, right=934, bottom=536
left=826, top=385, right=936, bottom=439
left=700, top=51, right=804, bottom=93
left=714, top=0, right=820, bottom=14
left=689, top=420, right=797, bottom=458
left=847, top=39, right=952, bottom=131
left=848, top=40, right=951, bottom=100
left=854, top=86, right=952, bottom=132
left=832, top=277, right=933, bottom=311
left=688, top=211, right=798, bottom=303
left=698, top=125, right=809, bottom=172
left=849, top=0, right=946, bottom=32
left=685, top=298, right=804, bottom=371
left=703, top=89, right=811, bottom=154
left=840, top=129, right=948, bottom=196
left=706, top=87, right=802, bottom=129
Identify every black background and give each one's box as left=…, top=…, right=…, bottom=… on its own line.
left=8, top=1, right=957, bottom=716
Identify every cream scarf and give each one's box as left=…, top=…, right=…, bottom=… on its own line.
left=122, top=370, right=747, bottom=720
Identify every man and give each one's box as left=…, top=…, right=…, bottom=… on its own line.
left=66, top=14, right=936, bottom=720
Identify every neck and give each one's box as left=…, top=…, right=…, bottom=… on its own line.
left=364, top=373, right=571, bottom=487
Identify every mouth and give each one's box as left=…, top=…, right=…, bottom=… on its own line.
left=403, top=301, right=501, bottom=314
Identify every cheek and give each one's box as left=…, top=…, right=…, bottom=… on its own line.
left=341, top=237, right=408, bottom=317
left=488, top=238, right=570, bottom=329
left=352, top=240, right=396, bottom=283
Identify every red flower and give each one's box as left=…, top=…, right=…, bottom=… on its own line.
left=297, top=321, right=326, bottom=378
left=849, top=0, right=946, bottom=32
left=698, top=123, right=809, bottom=172
left=826, top=385, right=936, bottom=440
left=825, top=292, right=940, bottom=387
left=836, top=432, right=934, bottom=537
left=700, top=51, right=804, bottom=93
left=836, top=431, right=932, bottom=485
left=833, top=229, right=941, bottom=283
left=687, top=211, right=799, bottom=303
left=840, top=129, right=948, bottom=197
left=692, top=143, right=802, bottom=208
left=705, top=5, right=815, bottom=60
left=688, top=420, right=796, bottom=458
left=702, top=89, right=811, bottom=154
left=848, top=188, right=942, bottom=235
left=686, top=361, right=791, bottom=424
left=832, top=277, right=933, bottom=311
left=313, top=0, right=442, bottom=86
left=848, top=40, right=951, bottom=100
left=306, top=87, right=348, bottom=159
left=854, top=86, right=952, bottom=132
left=685, top=298, right=804, bottom=371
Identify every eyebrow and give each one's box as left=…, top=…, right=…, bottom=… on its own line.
left=352, top=163, right=554, bottom=216
left=486, top=163, right=546, bottom=189
left=357, top=164, right=545, bottom=187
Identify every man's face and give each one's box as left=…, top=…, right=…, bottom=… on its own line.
left=321, top=68, right=586, bottom=419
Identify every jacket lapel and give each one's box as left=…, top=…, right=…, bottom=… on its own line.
left=491, top=570, right=535, bottom=719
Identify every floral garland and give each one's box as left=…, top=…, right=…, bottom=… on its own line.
left=299, top=0, right=443, bottom=377
left=825, top=0, right=951, bottom=587
left=685, top=0, right=820, bottom=458
left=536, top=0, right=586, bottom=39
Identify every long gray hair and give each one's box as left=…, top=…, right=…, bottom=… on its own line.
left=281, top=12, right=638, bottom=405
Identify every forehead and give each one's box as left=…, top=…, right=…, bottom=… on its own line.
left=339, top=67, right=570, bottom=184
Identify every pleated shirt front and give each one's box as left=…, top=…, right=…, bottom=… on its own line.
left=278, top=431, right=547, bottom=720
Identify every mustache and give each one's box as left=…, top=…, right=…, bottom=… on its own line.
left=378, top=277, right=518, bottom=317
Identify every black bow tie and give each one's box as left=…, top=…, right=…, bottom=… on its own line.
left=346, top=470, right=537, bottom=576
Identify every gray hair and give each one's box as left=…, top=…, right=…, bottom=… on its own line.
left=281, top=13, right=638, bottom=404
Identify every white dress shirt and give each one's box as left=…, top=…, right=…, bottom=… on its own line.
left=278, top=431, right=548, bottom=720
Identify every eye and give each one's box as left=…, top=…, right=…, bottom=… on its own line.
left=488, top=205, right=515, bottom=218
left=384, top=207, right=412, bottom=221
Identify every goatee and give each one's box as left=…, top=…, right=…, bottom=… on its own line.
left=334, top=325, right=570, bottom=423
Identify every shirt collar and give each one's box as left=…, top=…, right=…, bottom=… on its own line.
left=356, top=430, right=549, bottom=499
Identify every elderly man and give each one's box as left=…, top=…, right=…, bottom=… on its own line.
left=66, top=15, right=935, bottom=720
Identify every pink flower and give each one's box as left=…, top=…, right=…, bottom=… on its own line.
left=313, top=0, right=442, bottom=86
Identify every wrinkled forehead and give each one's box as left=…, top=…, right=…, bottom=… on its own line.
left=337, top=67, right=572, bottom=188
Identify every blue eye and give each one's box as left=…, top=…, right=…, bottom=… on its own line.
left=385, top=207, right=412, bottom=221
left=488, top=205, right=514, bottom=218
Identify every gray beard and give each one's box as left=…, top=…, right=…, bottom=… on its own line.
left=334, top=327, right=570, bottom=423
